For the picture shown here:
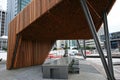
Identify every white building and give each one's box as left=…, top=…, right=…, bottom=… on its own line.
left=0, top=9, right=7, bottom=50
left=85, top=26, right=104, bottom=48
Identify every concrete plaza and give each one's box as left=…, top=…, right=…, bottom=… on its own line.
left=0, top=52, right=120, bottom=80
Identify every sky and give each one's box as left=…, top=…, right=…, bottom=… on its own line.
left=0, top=0, right=120, bottom=33
left=108, top=0, right=120, bottom=33
left=0, top=0, right=7, bottom=10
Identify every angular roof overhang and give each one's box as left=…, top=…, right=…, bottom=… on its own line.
left=10, top=0, right=116, bottom=40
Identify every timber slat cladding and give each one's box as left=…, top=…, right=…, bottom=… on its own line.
left=14, top=0, right=61, bottom=34
left=7, top=19, right=17, bottom=69
left=7, top=0, right=116, bottom=69
left=7, top=33, right=55, bottom=69
left=20, top=0, right=116, bottom=40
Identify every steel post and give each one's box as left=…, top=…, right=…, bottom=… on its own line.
left=119, top=41, right=120, bottom=52
left=51, top=41, right=57, bottom=51
left=103, top=11, right=115, bottom=79
left=10, top=34, right=20, bottom=69
left=77, top=40, right=86, bottom=59
left=80, top=0, right=115, bottom=80
left=83, top=40, right=86, bottom=58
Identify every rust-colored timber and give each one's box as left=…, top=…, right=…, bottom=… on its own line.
left=7, top=0, right=116, bottom=69
left=12, top=39, right=55, bottom=68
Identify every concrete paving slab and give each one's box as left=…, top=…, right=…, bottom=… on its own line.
left=0, top=59, right=107, bottom=80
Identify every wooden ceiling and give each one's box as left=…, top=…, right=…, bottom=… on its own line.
left=11, top=0, right=116, bottom=40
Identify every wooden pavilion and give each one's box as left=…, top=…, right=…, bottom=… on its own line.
left=7, top=1, right=116, bottom=79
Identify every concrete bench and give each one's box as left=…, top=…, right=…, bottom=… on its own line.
left=42, top=57, right=79, bottom=79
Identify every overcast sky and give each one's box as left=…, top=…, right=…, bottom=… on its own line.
left=0, top=0, right=7, bottom=10
left=0, top=0, right=120, bottom=33
left=108, top=0, right=120, bottom=33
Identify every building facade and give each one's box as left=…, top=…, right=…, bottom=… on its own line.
left=55, top=40, right=78, bottom=49
left=0, top=10, right=7, bottom=36
left=0, top=9, right=7, bottom=50
left=100, top=31, right=120, bottom=49
left=17, top=0, right=31, bottom=13
left=85, top=26, right=104, bottom=48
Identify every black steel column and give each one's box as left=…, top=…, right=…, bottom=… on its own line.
left=80, top=0, right=115, bottom=80
left=103, top=11, right=115, bottom=79
left=51, top=41, right=57, bottom=50
left=10, top=34, right=20, bottom=69
left=83, top=40, right=86, bottom=58
left=77, top=40, right=86, bottom=59
left=118, top=41, right=120, bottom=52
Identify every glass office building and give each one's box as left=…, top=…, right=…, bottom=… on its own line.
left=17, top=0, right=31, bottom=13
left=67, top=40, right=77, bottom=49
left=100, top=31, right=120, bottom=49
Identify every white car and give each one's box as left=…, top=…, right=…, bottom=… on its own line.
left=68, top=50, right=78, bottom=56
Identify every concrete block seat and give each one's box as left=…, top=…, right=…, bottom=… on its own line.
left=42, top=57, right=80, bottom=79
left=68, top=59, right=80, bottom=73
left=42, top=57, right=73, bottom=79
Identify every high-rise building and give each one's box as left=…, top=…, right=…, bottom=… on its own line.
left=0, top=10, right=7, bottom=36
left=67, top=40, right=77, bottom=49
left=0, top=9, right=7, bottom=50
left=6, top=0, right=31, bottom=35
left=17, top=0, right=31, bottom=12
left=55, top=40, right=78, bottom=49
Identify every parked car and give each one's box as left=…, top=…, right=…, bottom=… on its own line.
left=68, top=50, right=78, bottom=56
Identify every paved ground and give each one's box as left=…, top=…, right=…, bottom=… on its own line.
left=0, top=52, right=120, bottom=80
left=87, top=58, right=120, bottom=80
left=0, top=58, right=107, bottom=80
